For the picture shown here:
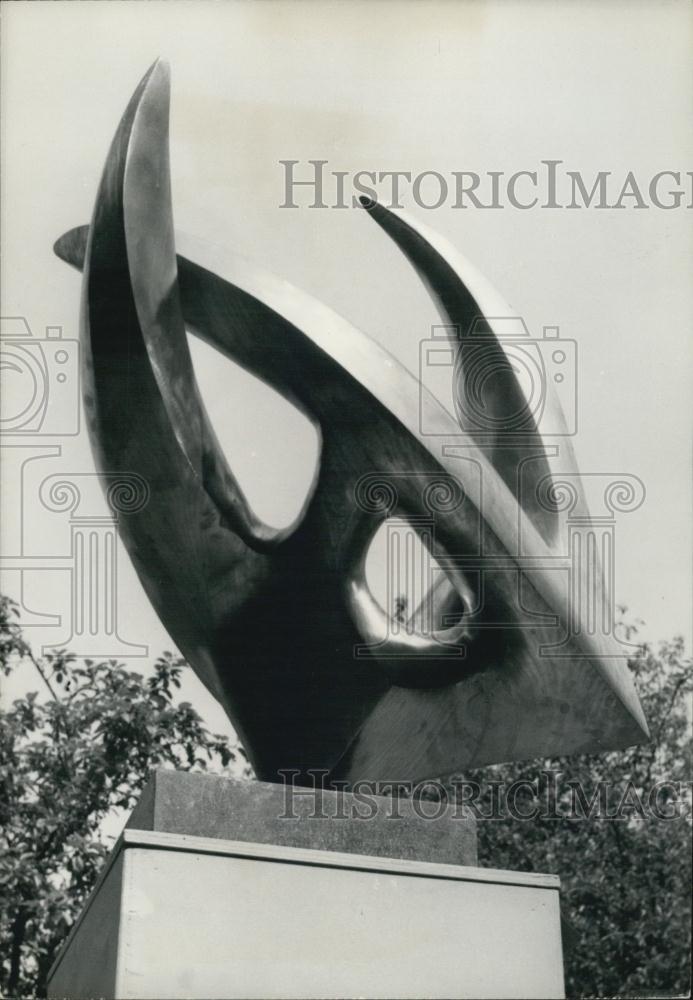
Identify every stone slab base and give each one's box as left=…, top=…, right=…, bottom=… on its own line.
left=48, top=827, right=565, bottom=999
left=125, top=768, right=478, bottom=866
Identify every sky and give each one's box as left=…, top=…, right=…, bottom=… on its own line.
left=1, top=0, right=691, bottom=738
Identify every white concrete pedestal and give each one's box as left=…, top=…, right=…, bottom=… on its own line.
left=48, top=827, right=565, bottom=999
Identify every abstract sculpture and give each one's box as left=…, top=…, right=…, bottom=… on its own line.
left=54, top=61, right=648, bottom=786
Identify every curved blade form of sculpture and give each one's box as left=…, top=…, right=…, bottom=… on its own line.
left=54, top=61, right=648, bottom=785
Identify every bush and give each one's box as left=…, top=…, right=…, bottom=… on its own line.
left=0, top=595, right=248, bottom=996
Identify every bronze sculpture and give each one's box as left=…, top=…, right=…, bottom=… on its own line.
left=54, top=60, right=648, bottom=786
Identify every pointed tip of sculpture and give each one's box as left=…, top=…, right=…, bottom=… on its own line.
left=53, top=226, right=89, bottom=270
left=144, top=56, right=170, bottom=84
left=128, top=58, right=170, bottom=118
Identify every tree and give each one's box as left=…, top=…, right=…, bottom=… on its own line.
left=438, top=622, right=692, bottom=997
left=1, top=593, right=691, bottom=997
left=0, top=595, right=249, bottom=997
left=393, top=595, right=409, bottom=624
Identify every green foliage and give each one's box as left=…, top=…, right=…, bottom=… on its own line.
left=0, top=595, right=249, bottom=997
left=453, top=627, right=692, bottom=997
left=1, top=593, right=691, bottom=997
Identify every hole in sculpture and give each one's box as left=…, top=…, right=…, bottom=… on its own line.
left=364, top=517, right=471, bottom=636
left=188, top=333, right=320, bottom=531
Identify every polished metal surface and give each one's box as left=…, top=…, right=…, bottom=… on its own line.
left=54, top=61, right=648, bottom=784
